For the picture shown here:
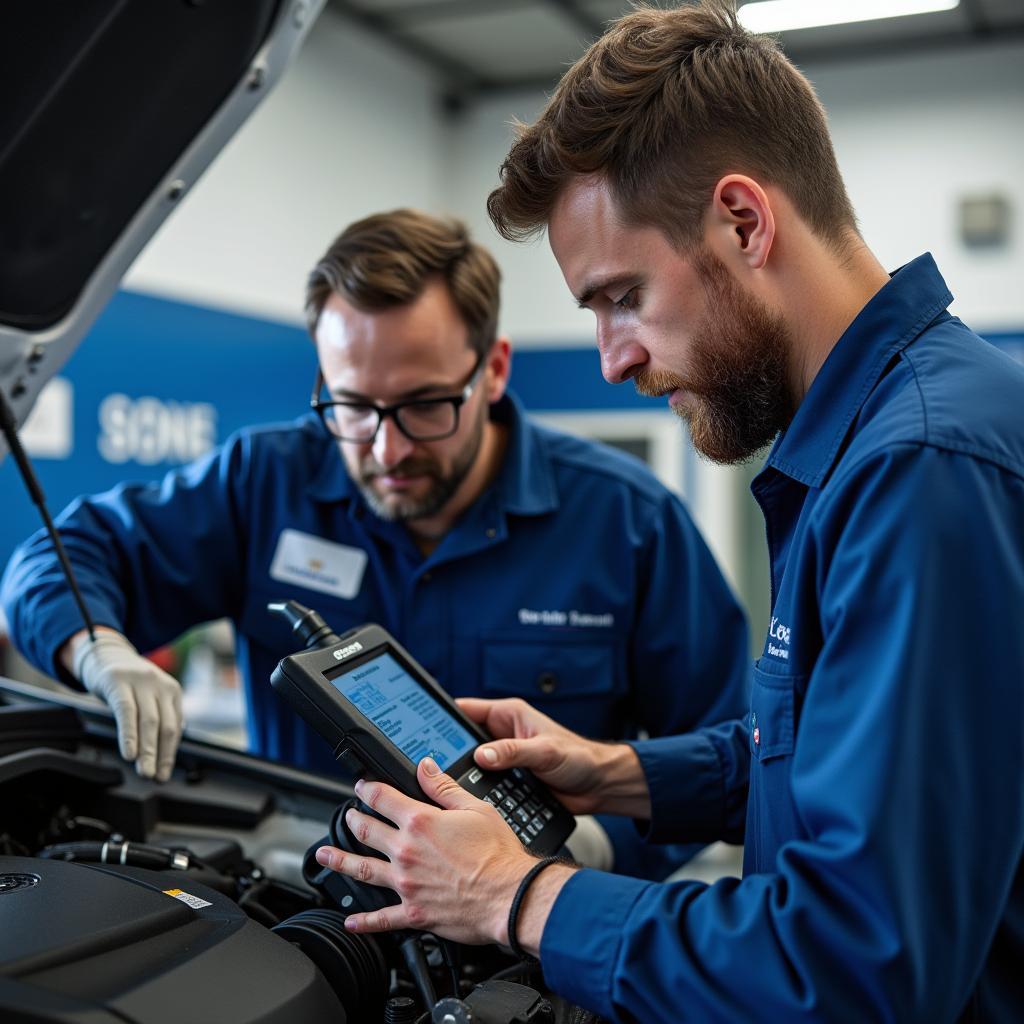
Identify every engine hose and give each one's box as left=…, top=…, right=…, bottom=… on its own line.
left=439, top=938, right=461, bottom=999
left=401, top=935, right=437, bottom=1011
left=38, top=839, right=197, bottom=871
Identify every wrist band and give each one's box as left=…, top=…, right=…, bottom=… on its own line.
left=507, top=856, right=562, bottom=962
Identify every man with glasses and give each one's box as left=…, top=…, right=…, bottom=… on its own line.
left=2, top=208, right=748, bottom=879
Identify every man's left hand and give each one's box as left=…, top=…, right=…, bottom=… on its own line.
left=315, top=756, right=538, bottom=945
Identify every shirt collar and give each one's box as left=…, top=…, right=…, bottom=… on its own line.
left=305, top=414, right=358, bottom=503
left=305, top=391, right=559, bottom=516
left=493, top=390, right=559, bottom=516
left=764, top=252, right=953, bottom=488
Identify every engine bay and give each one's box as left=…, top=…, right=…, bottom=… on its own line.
left=0, top=680, right=600, bottom=1024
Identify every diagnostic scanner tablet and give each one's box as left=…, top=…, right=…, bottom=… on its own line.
left=270, top=623, right=575, bottom=857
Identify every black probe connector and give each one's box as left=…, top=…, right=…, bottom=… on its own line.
left=267, top=599, right=343, bottom=650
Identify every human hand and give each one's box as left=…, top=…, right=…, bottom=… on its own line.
left=315, top=757, right=543, bottom=945
left=458, top=697, right=650, bottom=819
left=72, top=630, right=183, bottom=781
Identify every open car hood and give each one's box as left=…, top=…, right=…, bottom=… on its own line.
left=0, top=0, right=324, bottom=457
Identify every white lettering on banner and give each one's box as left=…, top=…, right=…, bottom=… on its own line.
left=518, top=608, right=614, bottom=628
left=98, top=394, right=217, bottom=465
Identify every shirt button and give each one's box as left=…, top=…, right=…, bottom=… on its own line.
left=485, top=527, right=497, bottom=539
left=537, top=672, right=557, bottom=695
left=422, top=572, right=432, bottom=583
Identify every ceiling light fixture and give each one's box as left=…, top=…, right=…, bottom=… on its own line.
left=737, top=0, right=960, bottom=34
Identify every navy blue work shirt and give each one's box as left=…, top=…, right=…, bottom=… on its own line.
left=541, top=255, right=1024, bottom=1022
left=1, top=392, right=749, bottom=879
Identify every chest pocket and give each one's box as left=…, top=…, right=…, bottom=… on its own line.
left=747, top=664, right=804, bottom=873
left=481, top=638, right=619, bottom=698
left=749, top=665, right=797, bottom=761
left=480, top=635, right=624, bottom=738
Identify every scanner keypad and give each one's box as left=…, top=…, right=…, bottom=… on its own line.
left=467, top=767, right=560, bottom=849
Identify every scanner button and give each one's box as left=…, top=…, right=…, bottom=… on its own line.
left=467, top=767, right=483, bottom=785
left=514, top=808, right=531, bottom=825
left=531, top=816, right=546, bottom=832
left=488, top=788, right=504, bottom=803
left=502, top=797, right=517, bottom=814
left=521, top=832, right=533, bottom=846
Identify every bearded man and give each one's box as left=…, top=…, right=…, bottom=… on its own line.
left=310, top=6, right=1024, bottom=1022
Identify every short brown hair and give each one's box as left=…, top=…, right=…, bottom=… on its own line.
left=305, top=209, right=501, bottom=357
left=488, top=1, right=856, bottom=252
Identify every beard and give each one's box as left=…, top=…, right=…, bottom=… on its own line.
left=355, top=401, right=487, bottom=522
left=636, top=248, right=795, bottom=465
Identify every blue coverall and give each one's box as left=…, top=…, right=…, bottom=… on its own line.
left=540, top=255, right=1024, bottom=1022
left=1, top=393, right=750, bottom=880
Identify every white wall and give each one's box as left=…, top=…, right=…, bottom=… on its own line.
left=447, top=41, right=1024, bottom=340
left=805, top=42, right=1024, bottom=332
left=125, top=16, right=1024, bottom=337
left=443, top=90, right=597, bottom=345
left=124, top=9, right=451, bottom=326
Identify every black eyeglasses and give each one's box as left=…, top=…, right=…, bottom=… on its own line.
left=311, top=356, right=485, bottom=444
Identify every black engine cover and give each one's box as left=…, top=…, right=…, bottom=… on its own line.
left=0, top=855, right=343, bottom=1023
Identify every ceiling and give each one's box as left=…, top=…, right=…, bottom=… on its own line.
left=325, top=0, right=1024, bottom=108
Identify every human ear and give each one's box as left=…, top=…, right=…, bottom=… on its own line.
left=708, top=175, right=775, bottom=271
left=485, top=337, right=512, bottom=402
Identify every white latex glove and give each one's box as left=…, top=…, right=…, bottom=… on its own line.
left=72, top=631, right=183, bottom=781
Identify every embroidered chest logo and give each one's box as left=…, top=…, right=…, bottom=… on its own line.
left=766, top=616, right=792, bottom=661
left=517, top=607, right=615, bottom=628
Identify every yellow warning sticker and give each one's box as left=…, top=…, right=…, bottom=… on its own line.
left=162, top=887, right=213, bottom=910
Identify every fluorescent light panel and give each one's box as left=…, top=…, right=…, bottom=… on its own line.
left=738, top=0, right=960, bottom=34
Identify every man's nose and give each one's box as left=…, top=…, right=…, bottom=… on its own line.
left=371, top=415, right=415, bottom=468
left=598, top=326, right=648, bottom=385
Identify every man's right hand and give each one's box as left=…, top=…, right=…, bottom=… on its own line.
left=457, top=696, right=651, bottom=820
left=65, top=629, right=183, bottom=782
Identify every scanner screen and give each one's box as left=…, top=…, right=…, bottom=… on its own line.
left=330, top=651, right=475, bottom=771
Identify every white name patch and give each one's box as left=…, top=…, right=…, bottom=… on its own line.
left=269, top=530, right=368, bottom=600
